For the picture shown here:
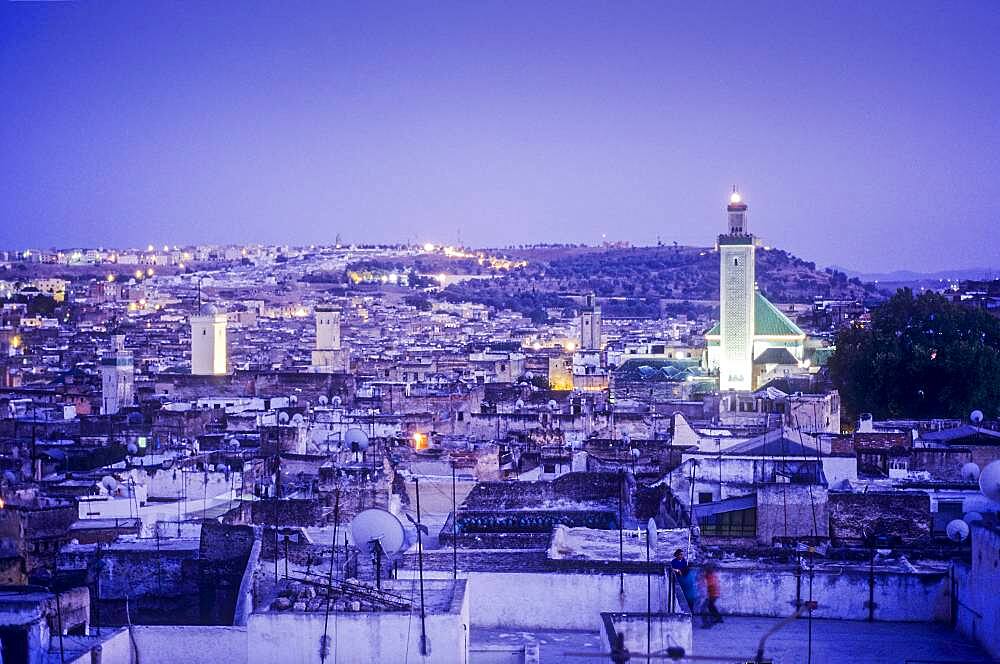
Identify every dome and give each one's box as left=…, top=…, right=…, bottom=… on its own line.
left=200, top=303, right=220, bottom=315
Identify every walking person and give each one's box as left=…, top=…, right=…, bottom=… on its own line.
left=701, top=561, right=723, bottom=627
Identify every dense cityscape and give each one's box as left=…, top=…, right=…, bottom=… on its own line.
left=3, top=3, right=1000, bottom=663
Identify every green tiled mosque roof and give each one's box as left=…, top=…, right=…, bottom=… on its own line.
left=705, top=293, right=804, bottom=338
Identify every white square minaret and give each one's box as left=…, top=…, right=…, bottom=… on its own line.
left=191, top=304, right=228, bottom=375
left=718, top=190, right=755, bottom=391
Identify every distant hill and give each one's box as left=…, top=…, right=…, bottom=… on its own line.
left=829, top=265, right=1000, bottom=285
left=441, top=245, right=881, bottom=318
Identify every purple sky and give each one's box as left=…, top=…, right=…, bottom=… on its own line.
left=2, top=2, right=999, bottom=272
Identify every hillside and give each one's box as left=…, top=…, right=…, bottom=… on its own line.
left=440, top=245, right=881, bottom=318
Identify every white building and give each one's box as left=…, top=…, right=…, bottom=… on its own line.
left=191, top=304, right=228, bottom=375
left=100, top=334, right=134, bottom=415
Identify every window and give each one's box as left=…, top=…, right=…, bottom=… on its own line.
left=543, top=464, right=556, bottom=474
left=734, top=258, right=739, bottom=267
left=699, top=507, right=756, bottom=537
left=698, top=492, right=714, bottom=504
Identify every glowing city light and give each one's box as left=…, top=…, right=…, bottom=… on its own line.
left=423, top=243, right=435, bottom=252
left=412, top=432, right=428, bottom=450
left=730, top=191, right=742, bottom=204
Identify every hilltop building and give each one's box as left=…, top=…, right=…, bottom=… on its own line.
left=190, top=304, right=228, bottom=375
left=705, top=191, right=806, bottom=390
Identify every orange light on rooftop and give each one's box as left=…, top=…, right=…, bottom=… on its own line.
left=412, top=432, right=428, bottom=450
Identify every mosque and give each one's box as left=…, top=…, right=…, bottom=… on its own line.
left=704, top=191, right=807, bottom=391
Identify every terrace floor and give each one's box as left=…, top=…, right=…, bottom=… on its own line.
left=472, top=617, right=993, bottom=663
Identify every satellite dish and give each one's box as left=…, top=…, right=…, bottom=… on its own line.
left=291, top=413, right=305, bottom=426
left=515, top=399, right=525, bottom=410
left=331, top=396, right=342, bottom=407
left=964, top=511, right=984, bottom=524
left=980, top=460, right=1000, bottom=503
left=351, top=509, right=406, bottom=558
left=548, top=399, right=558, bottom=411
left=970, top=410, right=984, bottom=425
left=946, top=519, right=970, bottom=542
left=3, top=470, right=16, bottom=484
left=344, top=428, right=370, bottom=454
left=278, top=412, right=290, bottom=424
left=127, top=442, right=139, bottom=455
left=525, top=371, right=534, bottom=380
left=960, top=463, right=981, bottom=483
left=645, top=518, right=658, bottom=555
left=318, top=395, right=329, bottom=406
left=289, top=395, right=298, bottom=405
left=100, top=476, right=118, bottom=493
left=622, top=433, right=631, bottom=446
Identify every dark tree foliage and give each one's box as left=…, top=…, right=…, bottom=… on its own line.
left=829, top=289, right=1000, bottom=421
left=404, top=294, right=433, bottom=311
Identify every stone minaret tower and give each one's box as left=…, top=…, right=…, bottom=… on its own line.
left=718, top=188, right=755, bottom=391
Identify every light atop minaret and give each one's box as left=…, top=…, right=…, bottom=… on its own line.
left=726, top=186, right=748, bottom=235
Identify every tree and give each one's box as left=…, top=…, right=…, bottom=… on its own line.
left=829, top=289, right=1000, bottom=421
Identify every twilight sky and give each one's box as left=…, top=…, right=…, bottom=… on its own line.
left=2, top=2, right=999, bottom=272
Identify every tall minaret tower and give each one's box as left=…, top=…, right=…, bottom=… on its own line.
left=718, top=188, right=755, bottom=391
left=191, top=304, right=228, bottom=375
left=579, top=292, right=602, bottom=351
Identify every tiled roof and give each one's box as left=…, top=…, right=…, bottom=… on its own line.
left=704, top=293, right=805, bottom=338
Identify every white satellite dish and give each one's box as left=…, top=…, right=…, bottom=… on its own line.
left=289, top=395, right=298, bottom=405
left=3, top=470, right=16, bottom=484
left=331, top=396, right=342, bottom=407
left=351, top=509, right=406, bottom=558
left=318, top=395, right=329, bottom=406
left=970, top=410, right=984, bottom=424
left=645, top=518, right=658, bottom=555
left=963, top=511, right=984, bottom=524
left=960, top=462, right=981, bottom=483
left=101, top=476, right=118, bottom=493
left=548, top=400, right=559, bottom=411
left=980, top=460, right=1000, bottom=503
left=946, top=519, right=970, bottom=542
left=291, top=413, right=305, bottom=426
left=515, top=399, right=525, bottom=410
left=344, top=428, right=370, bottom=453
left=127, top=442, right=139, bottom=455
left=278, top=412, right=290, bottom=424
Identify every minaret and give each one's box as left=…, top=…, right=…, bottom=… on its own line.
left=312, top=304, right=348, bottom=372
left=100, top=334, right=134, bottom=414
left=191, top=304, right=228, bottom=375
left=580, top=292, right=602, bottom=350
left=718, top=188, right=755, bottom=391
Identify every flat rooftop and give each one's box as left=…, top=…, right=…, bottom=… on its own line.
left=473, top=618, right=991, bottom=663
